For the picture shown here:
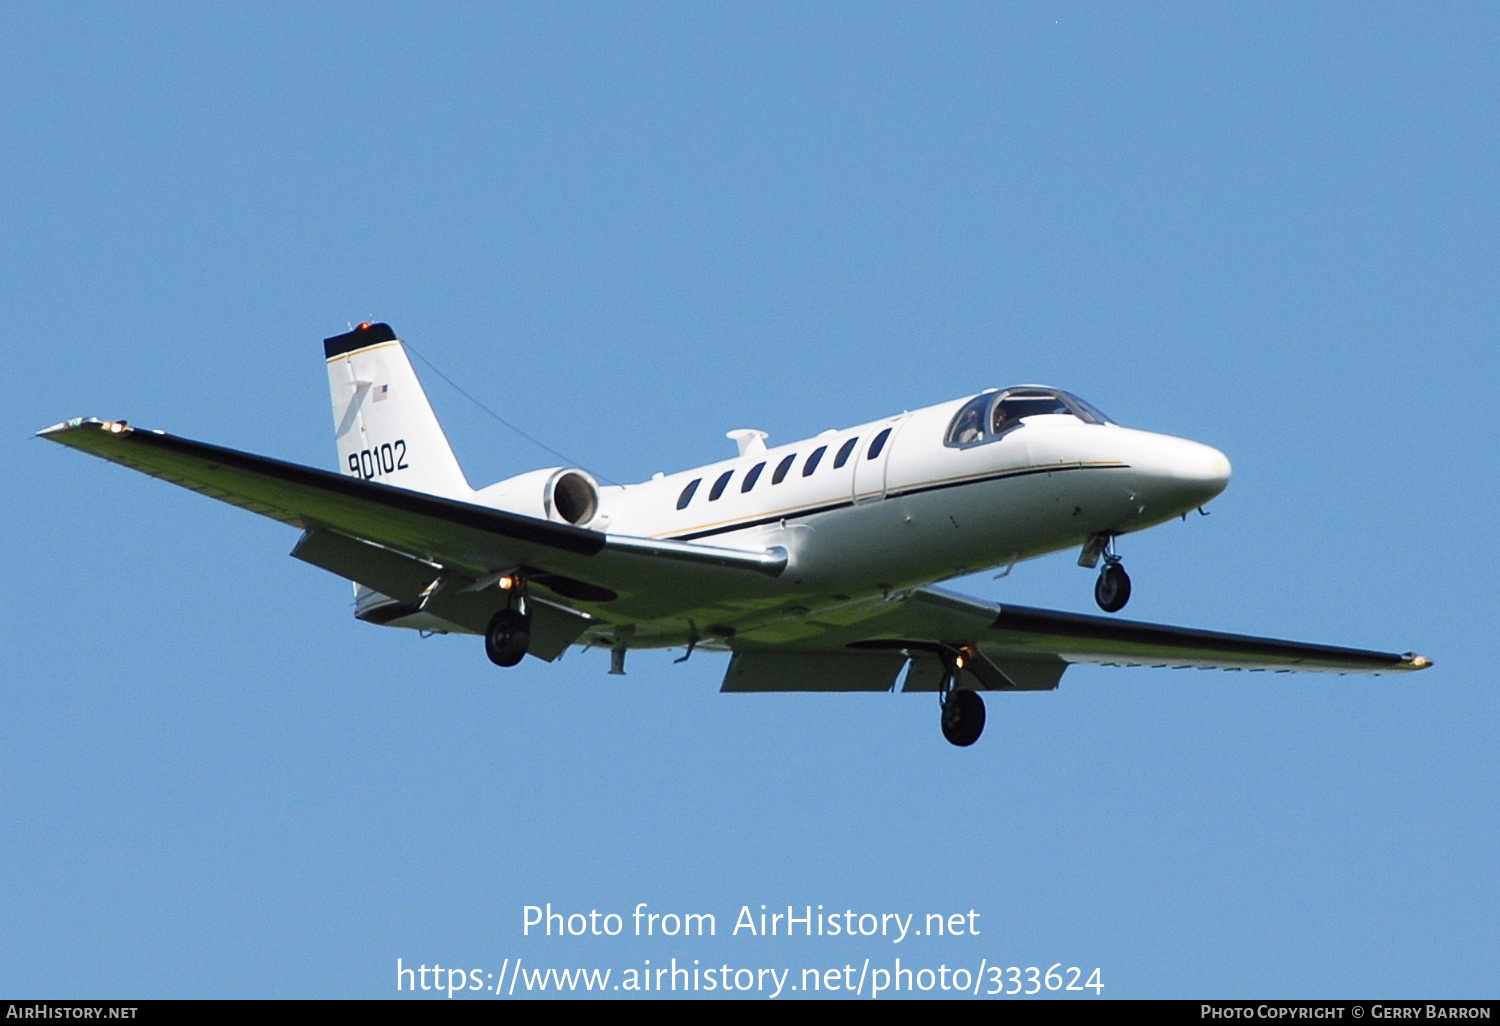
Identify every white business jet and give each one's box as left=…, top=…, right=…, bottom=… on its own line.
left=40, top=322, right=1430, bottom=746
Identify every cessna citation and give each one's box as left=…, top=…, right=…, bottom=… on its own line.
left=41, top=322, right=1430, bottom=746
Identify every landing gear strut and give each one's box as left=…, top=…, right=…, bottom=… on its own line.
left=484, top=607, right=531, bottom=667
left=937, top=648, right=986, bottom=746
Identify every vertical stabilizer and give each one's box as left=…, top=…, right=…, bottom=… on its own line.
left=323, top=322, right=471, bottom=498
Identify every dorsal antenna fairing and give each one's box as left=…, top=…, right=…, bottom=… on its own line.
left=726, top=429, right=769, bottom=456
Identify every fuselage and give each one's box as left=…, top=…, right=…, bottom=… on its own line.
left=456, top=386, right=1231, bottom=647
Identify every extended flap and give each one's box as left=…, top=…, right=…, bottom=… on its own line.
left=291, top=528, right=439, bottom=602
left=722, top=650, right=906, bottom=692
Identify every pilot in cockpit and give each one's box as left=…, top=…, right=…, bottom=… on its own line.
left=991, top=403, right=1011, bottom=435
left=955, top=406, right=983, bottom=444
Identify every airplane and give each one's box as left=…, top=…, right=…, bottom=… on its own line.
left=40, top=321, right=1431, bottom=746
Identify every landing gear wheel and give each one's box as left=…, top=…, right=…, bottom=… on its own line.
left=484, top=609, right=531, bottom=667
left=1094, top=562, right=1131, bottom=613
left=940, top=689, right=986, bottom=747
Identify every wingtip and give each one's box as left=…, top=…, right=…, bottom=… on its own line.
left=37, top=417, right=98, bottom=438
left=1404, top=653, right=1434, bottom=670
left=37, top=418, right=137, bottom=440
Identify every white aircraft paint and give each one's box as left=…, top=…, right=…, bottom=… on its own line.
left=39, top=321, right=1429, bottom=747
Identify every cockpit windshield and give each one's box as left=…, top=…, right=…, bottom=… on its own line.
left=946, top=387, right=1112, bottom=446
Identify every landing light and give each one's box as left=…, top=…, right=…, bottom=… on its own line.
left=498, top=575, right=516, bottom=591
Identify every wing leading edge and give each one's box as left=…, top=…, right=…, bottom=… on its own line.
left=722, top=586, right=1431, bottom=692
left=38, top=419, right=787, bottom=619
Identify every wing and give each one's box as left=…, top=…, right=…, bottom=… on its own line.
left=39, top=419, right=786, bottom=625
left=722, top=585, right=1431, bottom=692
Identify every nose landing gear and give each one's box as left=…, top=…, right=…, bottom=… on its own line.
left=1081, top=533, right=1132, bottom=613
left=1094, top=558, right=1131, bottom=613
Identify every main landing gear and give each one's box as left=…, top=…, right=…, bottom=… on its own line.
left=1081, top=533, right=1132, bottom=613
left=485, top=608, right=531, bottom=666
left=938, top=648, right=986, bottom=747
left=484, top=576, right=532, bottom=667
left=941, top=690, right=986, bottom=747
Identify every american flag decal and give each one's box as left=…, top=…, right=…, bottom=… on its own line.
left=373, top=384, right=390, bottom=402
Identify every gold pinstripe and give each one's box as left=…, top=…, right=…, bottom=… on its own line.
left=324, top=340, right=404, bottom=363
left=647, top=461, right=1130, bottom=539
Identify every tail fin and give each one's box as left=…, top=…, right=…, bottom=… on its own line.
left=323, top=322, right=471, bottom=498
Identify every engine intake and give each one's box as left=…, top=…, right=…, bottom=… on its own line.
left=471, top=467, right=602, bottom=527
left=548, top=470, right=598, bottom=525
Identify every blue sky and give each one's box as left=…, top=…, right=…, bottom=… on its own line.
left=4, top=3, right=1496, bottom=999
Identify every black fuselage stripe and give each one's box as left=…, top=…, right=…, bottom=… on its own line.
left=670, top=463, right=1125, bottom=542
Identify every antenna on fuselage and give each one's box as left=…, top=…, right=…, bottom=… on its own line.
left=402, top=338, right=619, bottom=485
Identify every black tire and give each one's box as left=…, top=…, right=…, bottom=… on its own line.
left=1094, top=563, right=1131, bottom=613
left=484, top=609, right=531, bottom=667
left=940, top=689, right=986, bottom=747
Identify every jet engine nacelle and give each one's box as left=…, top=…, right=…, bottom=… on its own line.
left=472, top=467, right=601, bottom=526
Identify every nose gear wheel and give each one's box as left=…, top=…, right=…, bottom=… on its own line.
left=1094, top=560, right=1131, bottom=613
left=1092, top=535, right=1131, bottom=613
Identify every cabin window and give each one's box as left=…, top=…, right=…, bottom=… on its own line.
left=772, top=454, right=796, bottom=484
left=676, top=478, right=701, bottom=509
left=868, top=427, right=891, bottom=459
left=834, top=437, right=859, bottom=468
left=803, top=445, right=827, bottom=476
left=742, top=461, right=766, bottom=492
left=708, top=470, right=733, bottom=500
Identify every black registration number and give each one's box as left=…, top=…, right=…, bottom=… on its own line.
left=348, top=439, right=408, bottom=480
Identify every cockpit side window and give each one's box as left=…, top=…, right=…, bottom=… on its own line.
left=1058, top=390, right=1113, bottom=425
left=946, top=394, right=992, bottom=446
left=991, top=389, right=1073, bottom=434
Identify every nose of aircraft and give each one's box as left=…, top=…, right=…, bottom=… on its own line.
left=1131, top=433, right=1232, bottom=514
